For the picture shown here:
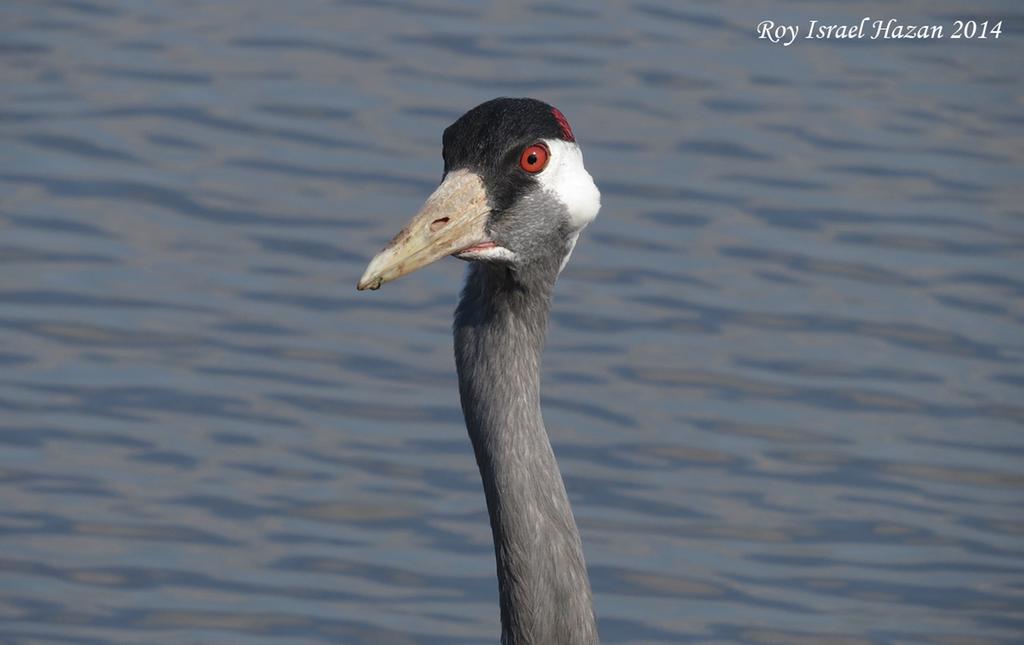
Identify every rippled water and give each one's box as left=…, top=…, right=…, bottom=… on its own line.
left=2, top=1, right=1023, bottom=643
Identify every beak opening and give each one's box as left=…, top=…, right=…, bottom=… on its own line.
left=357, top=170, right=492, bottom=291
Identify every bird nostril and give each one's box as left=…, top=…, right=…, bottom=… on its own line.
left=430, top=217, right=450, bottom=233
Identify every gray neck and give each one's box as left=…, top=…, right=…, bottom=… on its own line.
left=453, top=260, right=597, bottom=645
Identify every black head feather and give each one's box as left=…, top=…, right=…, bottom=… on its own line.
left=442, top=98, right=575, bottom=212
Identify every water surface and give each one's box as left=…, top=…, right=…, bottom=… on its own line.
left=1, top=1, right=1022, bottom=643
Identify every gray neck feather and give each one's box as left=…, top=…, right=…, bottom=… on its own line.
left=454, top=258, right=598, bottom=645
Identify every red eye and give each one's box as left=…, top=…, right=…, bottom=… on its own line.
left=519, top=143, right=549, bottom=173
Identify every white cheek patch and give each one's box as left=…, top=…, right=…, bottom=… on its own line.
left=536, top=139, right=601, bottom=232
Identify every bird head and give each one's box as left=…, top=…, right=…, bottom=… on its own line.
left=357, top=97, right=600, bottom=290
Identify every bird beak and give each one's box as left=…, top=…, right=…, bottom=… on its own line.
left=357, top=170, right=491, bottom=291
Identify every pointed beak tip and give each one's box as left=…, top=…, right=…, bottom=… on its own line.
left=356, top=275, right=382, bottom=291
left=357, top=258, right=386, bottom=291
